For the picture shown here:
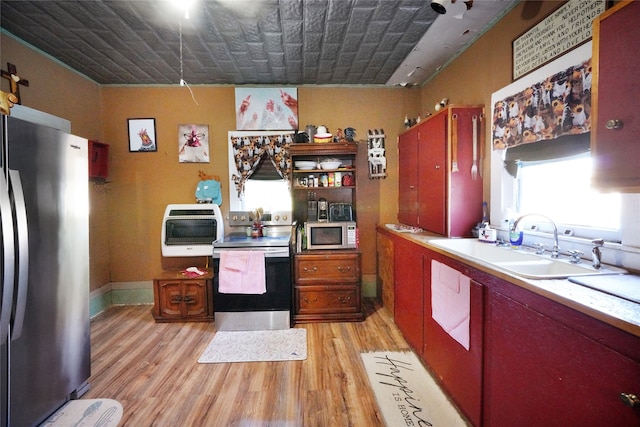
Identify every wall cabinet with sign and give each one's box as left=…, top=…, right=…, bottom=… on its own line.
left=152, top=269, right=214, bottom=322
left=89, top=140, right=109, bottom=180
left=592, top=0, right=640, bottom=192
left=398, top=106, right=484, bottom=237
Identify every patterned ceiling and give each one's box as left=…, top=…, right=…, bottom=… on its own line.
left=0, top=0, right=516, bottom=86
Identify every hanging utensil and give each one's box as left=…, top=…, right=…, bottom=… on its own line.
left=471, top=115, right=478, bottom=180
left=451, top=113, right=459, bottom=173
left=479, top=113, right=485, bottom=178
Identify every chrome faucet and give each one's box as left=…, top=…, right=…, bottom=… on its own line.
left=591, top=238, right=604, bottom=269
left=511, top=214, right=560, bottom=258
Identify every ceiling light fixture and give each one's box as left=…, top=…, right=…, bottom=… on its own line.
left=431, top=0, right=473, bottom=19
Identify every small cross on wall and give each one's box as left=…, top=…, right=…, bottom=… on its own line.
left=1, top=63, right=29, bottom=104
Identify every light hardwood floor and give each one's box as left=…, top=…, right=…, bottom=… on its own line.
left=85, top=299, right=413, bottom=426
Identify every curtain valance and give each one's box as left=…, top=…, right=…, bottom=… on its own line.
left=492, top=57, right=592, bottom=150
left=229, top=131, right=293, bottom=197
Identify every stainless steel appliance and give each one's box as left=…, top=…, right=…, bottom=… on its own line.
left=212, top=211, right=292, bottom=330
left=305, top=221, right=357, bottom=250
left=161, top=203, right=224, bottom=257
left=317, top=197, right=328, bottom=222
left=1, top=114, right=90, bottom=426
left=329, top=202, right=354, bottom=222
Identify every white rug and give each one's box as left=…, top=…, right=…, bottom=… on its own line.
left=41, top=398, right=123, bottom=427
left=361, top=351, right=467, bottom=427
left=198, top=329, right=307, bottom=363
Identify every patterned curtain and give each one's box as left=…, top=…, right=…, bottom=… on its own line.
left=229, top=131, right=293, bottom=197
left=492, top=58, right=592, bottom=150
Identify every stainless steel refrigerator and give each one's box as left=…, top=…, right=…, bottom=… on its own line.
left=0, top=114, right=90, bottom=427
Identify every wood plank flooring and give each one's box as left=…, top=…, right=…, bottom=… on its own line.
left=85, top=299, right=413, bottom=426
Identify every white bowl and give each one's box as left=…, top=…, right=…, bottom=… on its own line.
left=296, top=161, right=317, bottom=170
left=320, top=161, right=341, bottom=169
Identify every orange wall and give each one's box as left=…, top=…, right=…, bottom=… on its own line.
left=1, top=33, right=110, bottom=291
left=101, top=86, right=420, bottom=281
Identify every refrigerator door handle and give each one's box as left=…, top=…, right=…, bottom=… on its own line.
left=0, top=175, right=15, bottom=342
left=9, top=169, right=29, bottom=340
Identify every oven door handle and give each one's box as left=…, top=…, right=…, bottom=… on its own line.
left=213, top=247, right=290, bottom=258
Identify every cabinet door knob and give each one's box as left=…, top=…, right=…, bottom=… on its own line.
left=605, top=119, right=623, bottom=130
left=170, top=296, right=182, bottom=304
left=620, top=393, right=640, bottom=408
left=435, top=165, right=440, bottom=169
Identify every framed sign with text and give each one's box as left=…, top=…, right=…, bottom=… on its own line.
left=512, top=0, right=606, bottom=80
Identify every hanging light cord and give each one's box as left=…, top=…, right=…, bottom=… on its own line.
left=179, top=19, right=199, bottom=106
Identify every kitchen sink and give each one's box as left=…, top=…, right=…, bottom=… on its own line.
left=427, top=238, right=626, bottom=279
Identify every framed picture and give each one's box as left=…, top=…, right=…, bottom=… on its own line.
left=128, top=118, right=157, bottom=152
left=512, top=0, right=605, bottom=80
left=178, top=124, right=210, bottom=163
left=235, top=87, right=298, bottom=130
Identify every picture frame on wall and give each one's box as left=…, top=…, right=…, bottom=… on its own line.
left=128, top=118, right=157, bottom=152
left=178, top=124, right=210, bottom=163
left=235, top=87, right=298, bottom=130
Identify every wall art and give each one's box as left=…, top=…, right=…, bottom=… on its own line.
left=179, top=124, right=209, bottom=163
left=235, top=87, right=298, bottom=131
left=128, top=118, right=157, bottom=152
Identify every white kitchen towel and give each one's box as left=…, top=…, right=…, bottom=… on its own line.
left=431, top=260, right=471, bottom=350
left=218, top=250, right=266, bottom=294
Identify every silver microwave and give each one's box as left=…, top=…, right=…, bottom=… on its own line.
left=305, top=221, right=357, bottom=250
left=161, top=204, right=224, bottom=257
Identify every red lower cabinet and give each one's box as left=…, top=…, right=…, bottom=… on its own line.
left=393, top=238, right=424, bottom=352
left=484, top=288, right=640, bottom=426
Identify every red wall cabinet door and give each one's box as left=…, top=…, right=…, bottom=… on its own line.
left=398, top=127, right=419, bottom=227
left=89, top=140, right=109, bottom=180
left=592, top=0, right=640, bottom=191
left=418, top=111, right=447, bottom=235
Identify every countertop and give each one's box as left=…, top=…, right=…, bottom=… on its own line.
left=378, top=224, right=640, bottom=338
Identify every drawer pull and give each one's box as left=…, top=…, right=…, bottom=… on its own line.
left=183, top=295, right=195, bottom=304
left=338, top=296, right=352, bottom=304
left=605, top=119, right=623, bottom=130
left=620, top=393, right=640, bottom=408
left=337, top=266, right=351, bottom=272
left=170, top=296, right=182, bottom=304
left=303, top=266, right=317, bottom=272
left=303, top=297, right=318, bottom=303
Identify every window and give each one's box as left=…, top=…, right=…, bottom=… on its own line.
left=515, top=152, right=621, bottom=241
left=242, top=180, right=291, bottom=212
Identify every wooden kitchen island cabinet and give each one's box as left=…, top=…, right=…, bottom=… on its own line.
left=152, top=269, right=214, bottom=322
left=293, top=251, right=363, bottom=323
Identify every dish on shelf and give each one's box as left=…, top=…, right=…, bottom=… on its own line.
left=295, top=161, right=317, bottom=170
left=319, top=159, right=342, bottom=169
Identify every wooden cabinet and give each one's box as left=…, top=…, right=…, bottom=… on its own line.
left=422, top=250, right=484, bottom=427
left=592, top=0, right=640, bottom=191
left=393, top=238, right=424, bottom=352
left=290, top=142, right=357, bottom=224
left=398, top=126, right=419, bottom=226
left=293, top=251, right=363, bottom=323
left=484, top=281, right=640, bottom=426
left=290, top=142, right=362, bottom=323
left=397, top=106, right=484, bottom=236
left=376, top=231, right=395, bottom=315
left=152, top=269, right=214, bottom=322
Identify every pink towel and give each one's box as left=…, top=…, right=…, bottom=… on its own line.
left=218, top=251, right=266, bottom=294
left=431, top=260, right=470, bottom=350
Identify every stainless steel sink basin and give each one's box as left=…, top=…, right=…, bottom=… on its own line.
left=427, top=238, right=626, bottom=279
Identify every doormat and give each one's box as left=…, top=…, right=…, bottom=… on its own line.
left=361, top=351, right=467, bottom=427
left=198, top=328, right=307, bottom=363
left=41, top=398, right=123, bottom=427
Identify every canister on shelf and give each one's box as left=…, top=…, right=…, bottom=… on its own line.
left=334, top=171, right=342, bottom=187
left=320, top=174, right=328, bottom=187
left=328, top=172, right=334, bottom=186
left=308, top=175, right=315, bottom=187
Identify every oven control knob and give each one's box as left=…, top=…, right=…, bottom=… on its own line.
left=274, top=215, right=280, bottom=221
left=283, top=214, right=288, bottom=221
left=241, top=215, right=247, bottom=222
left=231, top=215, right=238, bottom=221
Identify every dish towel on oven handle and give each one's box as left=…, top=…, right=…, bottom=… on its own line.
left=431, top=259, right=471, bottom=350
left=218, top=250, right=266, bottom=294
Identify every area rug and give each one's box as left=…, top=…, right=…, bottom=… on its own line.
left=41, top=398, right=123, bottom=427
left=361, top=351, right=466, bottom=427
left=198, top=329, right=307, bottom=363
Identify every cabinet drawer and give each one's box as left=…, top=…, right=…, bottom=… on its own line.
left=295, top=254, right=360, bottom=283
left=296, top=286, right=361, bottom=314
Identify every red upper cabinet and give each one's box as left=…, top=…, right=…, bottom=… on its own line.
left=592, top=0, right=640, bottom=192
left=397, top=106, right=484, bottom=237
left=398, top=126, right=420, bottom=226
left=89, top=140, right=109, bottom=180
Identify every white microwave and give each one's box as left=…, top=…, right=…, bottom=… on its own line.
left=305, top=221, right=357, bottom=250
